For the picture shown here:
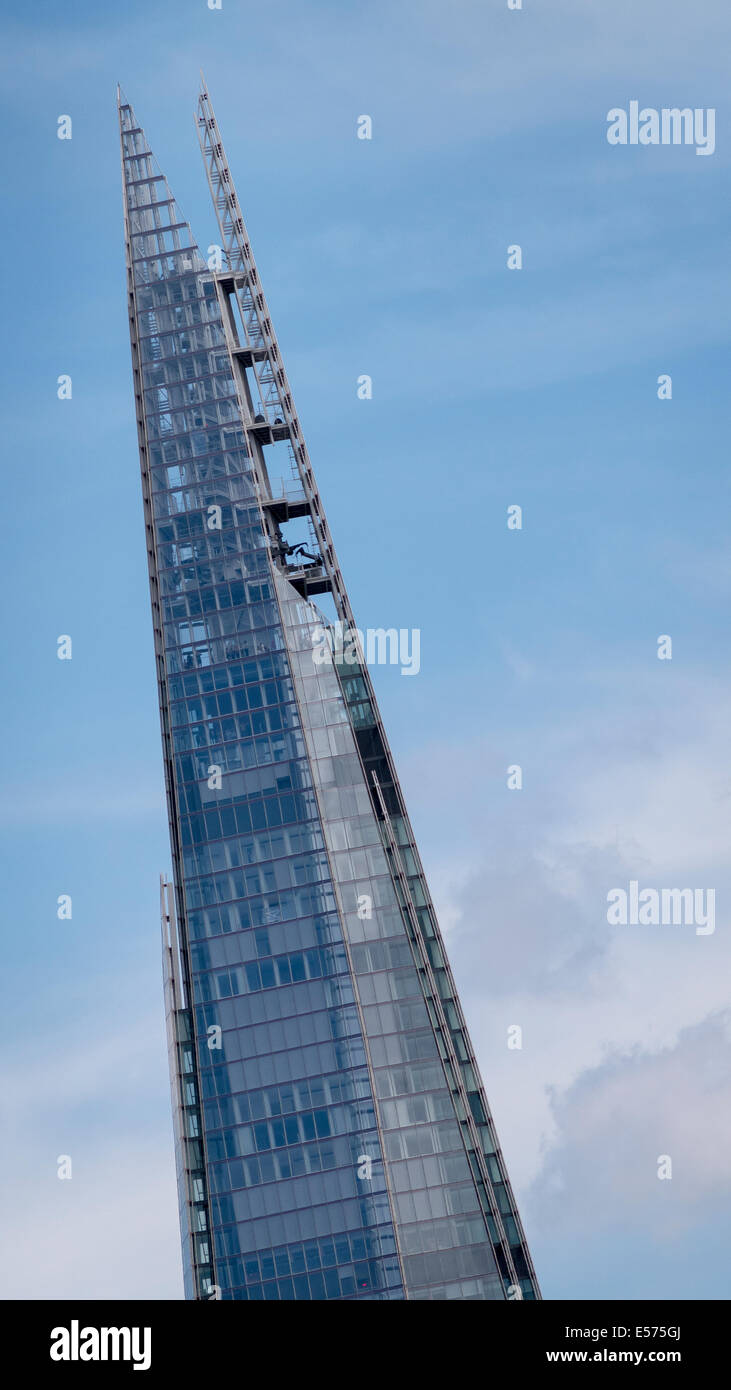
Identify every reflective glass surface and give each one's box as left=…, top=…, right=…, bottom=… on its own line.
left=122, top=96, right=534, bottom=1301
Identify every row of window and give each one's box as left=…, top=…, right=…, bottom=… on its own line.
left=175, top=727, right=298, bottom=772
left=164, top=598, right=280, bottom=639
left=388, top=1151, right=472, bottom=1199
left=197, top=1015, right=366, bottom=1082
left=183, top=744, right=302, bottom=793
left=352, top=964, right=422, bottom=1011
left=381, top=1119, right=464, bottom=1166
left=162, top=538, right=266, bottom=579
left=350, top=937, right=413, bottom=975
left=186, top=863, right=337, bottom=941
left=185, top=850, right=330, bottom=913
left=167, top=633, right=278, bottom=674
left=159, top=549, right=260, bottom=588
left=177, top=728, right=304, bottom=780
left=148, top=398, right=242, bottom=443
left=154, top=460, right=252, bottom=507
left=150, top=406, right=246, bottom=455
left=194, top=1024, right=460, bottom=1131
left=179, top=766, right=308, bottom=817
left=200, top=1035, right=369, bottom=1103
left=207, top=1132, right=380, bottom=1196
left=220, top=1261, right=400, bottom=1301
left=380, top=1089, right=455, bottom=1131
left=168, top=650, right=288, bottom=701
left=150, top=471, right=257, bottom=515
left=154, top=455, right=248, bottom=517
left=183, top=822, right=380, bottom=900
left=208, top=1149, right=489, bottom=1256
left=211, top=1155, right=389, bottom=1224
left=136, top=276, right=217, bottom=312
left=411, top=1275, right=503, bottom=1301
left=186, top=878, right=338, bottom=931
left=189, top=916, right=341, bottom=977
left=149, top=395, right=240, bottom=443
left=154, top=476, right=255, bottom=518
left=178, top=860, right=323, bottom=920
left=202, top=1066, right=372, bottom=1131
left=156, top=513, right=266, bottom=554
left=165, top=603, right=283, bottom=650
left=370, top=1058, right=444, bottom=1103
left=170, top=660, right=277, bottom=723
left=193, top=942, right=348, bottom=1004
left=179, top=790, right=321, bottom=850
left=149, top=423, right=247, bottom=470
left=194, top=976, right=357, bottom=1039
left=157, top=513, right=263, bottom=558
left=215, top=1223, right=396, bottom=1283
left=183, top=821, right=323, bottom=880
left=205, top=1098, right=371, bottom=1161
left=210, top=1189, right=393, bottom=1257
left=196, top=992, right=362, bottom=1057
left=157, top=496, right=256, bottom=539
left=205, top=1106, right=463, bottom=1183
left=393, top=1180, right=481, bottom=1228
left=216, top=1219, right=499, bottom=1297
left=173, top=709, right=298, bottom=761
left=368, top=1024, right=441, bottom=1072
left=177, top=720, right=296, bottom=772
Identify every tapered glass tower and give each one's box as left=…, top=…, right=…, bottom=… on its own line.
left=119, top=83, right=538, bottom=1302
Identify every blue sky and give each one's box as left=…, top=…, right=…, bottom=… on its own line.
left=1, top=0, right=730, bottom=1299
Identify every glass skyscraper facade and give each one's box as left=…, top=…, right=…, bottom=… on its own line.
left=119, top=83, right=539, bottom=1302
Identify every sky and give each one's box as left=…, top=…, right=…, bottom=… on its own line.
left=1, top=0, right=730, bottom=1300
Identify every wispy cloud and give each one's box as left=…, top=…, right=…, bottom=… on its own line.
left=528, top=1012, right=731, bottom=1238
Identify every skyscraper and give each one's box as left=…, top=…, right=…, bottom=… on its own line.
left=119, top=82, right=539, bottom=1302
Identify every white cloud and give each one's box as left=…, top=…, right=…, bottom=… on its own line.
left=5, top=1143, right=183, bottom=1300
left=396, top=664, right=731, bottom=1230
left=528, top=1012, right=731, bottom=1238
left=0, top=1012, right=182, bottom=1299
